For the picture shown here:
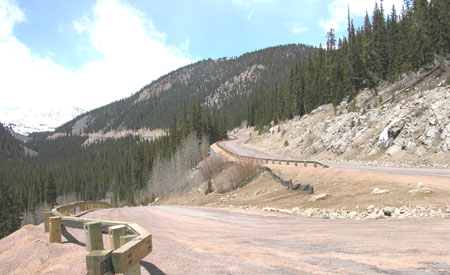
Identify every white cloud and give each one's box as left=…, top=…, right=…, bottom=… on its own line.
left=0, top=0, right=193, bottom=113
left=319, top=0, right=404, bottom=33
left=288, top=23, right=308, bottom=35
left=232, top=0, right=273, bottom=9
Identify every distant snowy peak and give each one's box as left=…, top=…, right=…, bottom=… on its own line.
left=0, top=106, right=86, bottom=136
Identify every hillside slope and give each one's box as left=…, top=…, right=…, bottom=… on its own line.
left=55, top=44, right=315, bottom=135
left=238, top=64, right=450, bottom=168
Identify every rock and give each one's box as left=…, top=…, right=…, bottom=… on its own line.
left=371, top=187, right=389, bottom=195
left=278, top=209, right=293, bottom=215
left=406, top=141, right=417, bottom=150
left=262, top=207, right=278, bottom=212
left=309, top=193, right=330, bottom=201
left=420, top=187, right=434, bottom=194
left=348, top=211, right=358, bottom=219
left=368, top=210, right=385, bottom=220
left=366, top=205, right=375, bottom=211
left=386, top=144, right=402, bottom=156
left=302, top=208, right=315, bottom=217
left=382, top=207, right=394, bottom=216
left=409, top=183, right=434, bottom=194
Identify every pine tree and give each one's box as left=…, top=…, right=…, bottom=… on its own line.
left=45, top=172, right=57, bottom=207
left=0, top=172, right=22, bottom=238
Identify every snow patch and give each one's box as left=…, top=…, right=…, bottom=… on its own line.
left=0, top=106, right=85, bottom=135
left=378, top=118, right=402, bottom=146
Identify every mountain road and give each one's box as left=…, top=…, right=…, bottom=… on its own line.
left=219, top=135, right=450, bottom=179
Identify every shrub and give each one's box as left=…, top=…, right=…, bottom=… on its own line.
left=215, top=160, right=261, bottom=193
left=199, top=154, right=228, bottom=181
left=205, top=180, right=214, bottom=195
left=284, top=140, right=289, bottom=147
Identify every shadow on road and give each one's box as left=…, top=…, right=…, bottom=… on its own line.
left=141, top=261, right=166, bottom=275
left=61, top=226, right=85, bottom=247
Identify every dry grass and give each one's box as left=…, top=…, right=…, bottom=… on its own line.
left=215, top=160, right=262, bottom=194
left=199, top=154, right=228, bottom=181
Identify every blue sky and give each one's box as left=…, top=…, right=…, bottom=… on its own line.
left=0, top=0, right=403, bottom=112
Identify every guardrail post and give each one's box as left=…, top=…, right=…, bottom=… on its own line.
left=43, top=211, right=53, bottom=233
left=86, top=249, right=113, bottom=275
left=272, top=160, right=274, bottom=164
left=85, top=222, right=104, bottom=251
left=119, top=235, right=141, bottom=275
left=304, top=161, right=307, bottom=167
left=278, top=160, right=281, bottom=165
left=314, top=161, right=317, bottom=168
left=49, top=216, right=62, bottom=243
left=294, top=161, right=298, bottom=167
left=69, top=208, right=75, bottom=216
left=109, top=225, right=127, bottom=250
left=286, top=160, right=289, bottom=165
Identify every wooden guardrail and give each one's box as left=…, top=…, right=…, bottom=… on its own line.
left=215, top=137, right=329, bottom=168
left=43, top=201, right=152, bottom=275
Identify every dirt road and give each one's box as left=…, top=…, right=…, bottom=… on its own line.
left=2, top=206, right=450, bottom=274
left=221, top=135, right=450, bottom=179
left=85, top=206, right=450, bottom=274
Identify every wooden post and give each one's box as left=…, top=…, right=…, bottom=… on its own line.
left=314, top=161, right=317, bottom=168
left=63, top=209, right=69, bottom=216
left=109, top=225, right=127, bottom=250
left=286, top=160, right=289, bottom=165
left=43, top=211, right=53, bottom=233
left=85, top=222, right=104, bottom=252
left=119, top=235, right=141, bottom=275
left=294, top=161, right=298, bottom=167
left=304, top=161, right=307, bottom=167
left=278, top=160, right=281, bottom=165
left=272, top=160, right=275, bottom=164
left=86, top=249, right=113, bottom=275
left=69, top=208, right=75, bottom=216
left=49, top=216, right=62, bottom=243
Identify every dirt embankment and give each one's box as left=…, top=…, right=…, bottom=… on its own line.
left=161, top=143, right=450, bottom=220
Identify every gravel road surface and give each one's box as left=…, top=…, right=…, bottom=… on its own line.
left=84, top=206, right=450, bottom=274
left=220, top=135, right=450, bottom=179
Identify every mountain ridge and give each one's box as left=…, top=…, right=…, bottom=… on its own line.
left=55, top=44, right=316, bottom=135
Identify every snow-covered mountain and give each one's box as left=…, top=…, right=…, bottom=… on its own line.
left=0, top=106, right=86, bottom=136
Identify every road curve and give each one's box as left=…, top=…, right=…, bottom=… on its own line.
left=219, top=135, right=450, bottom=179
left=83, top=206, right=450, bottom=274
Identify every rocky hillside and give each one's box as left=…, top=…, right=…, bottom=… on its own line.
left=55, top=44, right=315, bottom=135
left=238, top=60, right=450, bottom=168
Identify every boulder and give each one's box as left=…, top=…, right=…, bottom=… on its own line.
left=386, top=144, right=402, bottom=156
left=382, top=207, right=395, bottom=216
left=371, top=187, right=389, bottom=195
left=348, top=211, right=358, bottom=219
left=309, top=193, right=330, bottom=201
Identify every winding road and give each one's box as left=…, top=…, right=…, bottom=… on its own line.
left=219, top=135, right=450, bottom=179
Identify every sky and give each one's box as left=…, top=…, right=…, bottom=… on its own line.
left=0, top=0, right=404, bottom=113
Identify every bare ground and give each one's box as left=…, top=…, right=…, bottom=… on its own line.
left=2, top=206, right=450, bottom=274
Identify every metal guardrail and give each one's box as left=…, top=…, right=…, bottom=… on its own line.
left=43, top=201, right=152, bottom=275
left=215, top=137, right=329, bottom=168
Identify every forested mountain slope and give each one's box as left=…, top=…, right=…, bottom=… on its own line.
left=0, top=123, right=24, bottom=159
left=56, top=44, right=315, bottom=134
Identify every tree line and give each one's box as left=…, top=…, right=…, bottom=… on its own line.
left=239, top=0, right=449, bottom=130
left=0, top=103, right=226, bottom=238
